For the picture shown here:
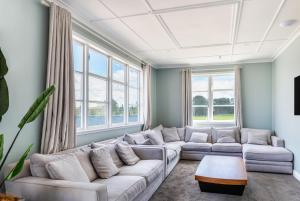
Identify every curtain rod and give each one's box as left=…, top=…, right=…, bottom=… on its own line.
left=40, top=0, right=147, bottom=66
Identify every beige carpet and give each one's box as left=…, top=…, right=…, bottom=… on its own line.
left=150, top=160, right=300, bottom=201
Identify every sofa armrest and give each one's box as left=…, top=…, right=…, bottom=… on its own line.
left=131, top=145, right=165, bottom=160
left=271, top=136, right=285, bottom=147
left=5, top=177, right=108, bottom=201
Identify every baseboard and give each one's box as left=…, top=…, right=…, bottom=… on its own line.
left=293, top=170, right=300, bottom=182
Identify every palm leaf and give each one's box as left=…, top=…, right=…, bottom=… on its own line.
left=18, top=85, right=55, bottom=129
left=0, top=48, right=8, bottom=78
left=5, top=144, right=33, bottom=181
left=0, top=134, right=3, bottom=161
left=0, top=78, right=9, bottom=118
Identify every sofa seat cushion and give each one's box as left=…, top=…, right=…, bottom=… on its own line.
left=212, top=143, right=242, bottom=153
left=181, top=142, right=212, bottom=152
left=165, top=141, right=185, bottom=154
left=118, top=160, right=163, bottom=184
left=94, top=176, right=146, bottom=201
left=243, top=144, right=293, bottom=162
left=167, top=149, right=177, bottom=164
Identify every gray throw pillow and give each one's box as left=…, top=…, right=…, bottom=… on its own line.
left=134, top=138, right=151, bottom=145
left=92, top=143, right=124, bottom=168
left=247, top=132, right=268, bottom=145
left=216, top=130, right=236, bottom=143
left=189, top=132, right=208, bottom=143
left=124, top=133, right=146, bottom=145
left=241, top=128, right=272, bottom=144
left=116, top=143, right=140, bottom=165
left=162, top=127, right=180, bottom=142
left=153, top=124, right=163, bottom=131
left=177, top=128, right=185, bottom=141
left=217, top=136, right=236, bottom=143
left=90, top=147, right=120, bottom=179
left=74, top=151, right=98, bottom=181
left=45, top=155, right=90, bottom=183
left=212, top=127, right=240, bottom=143
left=185, top=126, right=212, bottom=142
left=146, top=130, right=165, bottom=145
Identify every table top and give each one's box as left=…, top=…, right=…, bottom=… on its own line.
left=195, top=155, right=248, bottom=185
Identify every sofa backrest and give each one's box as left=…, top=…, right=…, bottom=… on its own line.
left=211, top=127, right=241, bottom=143
left=185, top=126, right=212, bottom=143
left=240, top=128, right=273, bottom=144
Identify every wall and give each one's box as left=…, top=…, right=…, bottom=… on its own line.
left=156, top=63, right=273, bottom=129
left=0, top=0, right=49, bottom=163
left=272, top=35, right=300, bottom=173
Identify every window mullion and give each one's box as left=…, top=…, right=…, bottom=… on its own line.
left=208, top=75, right=213, bottom=121
left=108, top=56, right=112, bottom=128
left=125, top=65, right=128, bottom=125
left=83, top=44, right=88, bottom=130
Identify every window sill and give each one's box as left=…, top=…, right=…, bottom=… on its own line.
left=193, top=120, right=236, bottom=127
left=76, top=123, right=144, bottom=136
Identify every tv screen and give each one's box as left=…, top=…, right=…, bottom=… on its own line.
left=295, top=76, right=300, bottom=115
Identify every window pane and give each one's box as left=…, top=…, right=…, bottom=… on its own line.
left=75, top=72, right=83, bottom=100
left=192, top=92, right=208, bottom=106
left=73, top=41, right=83, bottom=72
left=192, top=76, right=208, bottom=91
left=213, top=106, right=234, bottom=120
left=129, top=68, right=138, bottom=88
left=213, top=91, right=234, bottom=105
left=112, top=83, right=125, bottom=124
left=128, top=87, right=139, bottom=122
left=88, top=102, right=106, bottom=126
left=75, top=101, right=82, bottom=128
left=112, top=60, right=125, bottom=82
left=89, top=48, right=108, bottom=77
left=89, top=76, right=107, bottom=102
left=192, top=107, right=208, bottom=121
left=212, top=75, right=234, bottom=90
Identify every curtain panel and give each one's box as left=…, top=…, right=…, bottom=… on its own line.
left=41, top=3, right=75, bottom=154
left=143, top=64, right=152, bottom=130
left=181, top=68, right=192, bottom=127
left=234, top=66, right=243, bottom=128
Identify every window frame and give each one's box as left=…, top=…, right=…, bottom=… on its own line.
left=192, top=71, right=235, bottom=126
left=73, top=35, right=143, bottom=135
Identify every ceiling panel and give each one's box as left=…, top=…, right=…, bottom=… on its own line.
left=101, top=0, right=150, bottom=17
left=266, top=0, right=300, bottom=41
left=233, top=42, right=259, bottom=55
left=147, top=0, right=223, bottom=10
left=161, top=4, right=234, bottom=47
left=93, top=19, right=151, bottom=52
left=237, top=0, right=282, bottom=43
left=122, top=15, right=177, bottom=49
left=259, top=40, right=285, bottom=56
left=186, top=55, right=233, bottom=64
left=62, top=0, right=114, bottom=21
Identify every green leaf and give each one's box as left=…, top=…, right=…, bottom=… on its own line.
left=0, top=48, right=8, bottom=78
left=0, top=78, right=9, bottom=119
left=0, top=134, right=3, bottom=161
left=18, top=85, right=55, bottom=129
left=5, top=144, right=33, bottom=181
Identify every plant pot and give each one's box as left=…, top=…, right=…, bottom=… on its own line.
left=0, top=193, right=23, bottom=201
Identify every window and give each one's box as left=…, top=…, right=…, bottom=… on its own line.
left=73, top=37, right=143, bottom=133
left=192, top=72, right=235, bottom=125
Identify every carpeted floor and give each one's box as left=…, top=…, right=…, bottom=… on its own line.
left=150, top=160, right=300, bottom=201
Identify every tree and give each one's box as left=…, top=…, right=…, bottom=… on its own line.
left=193, top=95, right=208, bottom=105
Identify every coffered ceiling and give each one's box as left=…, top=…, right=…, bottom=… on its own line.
left=60, top=0, right=300, bottom=67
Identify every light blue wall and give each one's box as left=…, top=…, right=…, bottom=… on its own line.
left=0, top=0, right=49, bottom=163
left=156, top=63, right=273, bottom=129
left=272, top=35, right=300, bottom=173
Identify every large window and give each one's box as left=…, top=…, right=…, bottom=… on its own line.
left=73, top=37, right=142, bottom=133
left=192, top=72, right=235, bottom=125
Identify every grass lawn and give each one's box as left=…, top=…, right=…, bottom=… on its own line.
left=193, top=114, right=234, bottom=121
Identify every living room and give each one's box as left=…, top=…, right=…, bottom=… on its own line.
left=0, top=0, right=300, bottom=200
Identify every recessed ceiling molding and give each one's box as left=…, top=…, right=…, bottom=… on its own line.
left=181, top=43, right=232, bottom=49
left=231, top=0, right=244, bottom=54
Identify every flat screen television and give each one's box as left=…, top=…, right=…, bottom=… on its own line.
left=295, top=76, right=300, bottom=115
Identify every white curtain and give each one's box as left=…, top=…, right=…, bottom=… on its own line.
left=181, top=68, right=192, bottom=127
left=143, top=64, right=152, bottom=130
left=41, top=3, right=75, bottom=154
left=234, top=66, right=243, bottom=128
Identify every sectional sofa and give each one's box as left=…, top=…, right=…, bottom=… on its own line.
left=4, top=125, right=293, bottom=201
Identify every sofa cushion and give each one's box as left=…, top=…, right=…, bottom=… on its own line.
left=118, top=160, right=163, bottom=184
left=167, top=149, right=177, bottom=164
left=124, top=133, right=146, bottom=145
left=177, top=128, right=185, bottom=141
left=182, top=142, right=212, bottom=152
left=90, top=147, right=120, bottom=179
left=94, top=176, right=146, bottom=201
left=74, top=150, right=98, bottom=181
left=212, top=143, right=242, bottom=153
left=248, top=132, right=268, bottom=145
left=45, top=155, right=90, bottom=183
left=162, top=127, right=180, bottom=142
left=243, top=144, right=293, bottom=162
left=241, top=128, right=272, bottom=144
left=212, top=127, right=240, bottom=143
left=215, top=130, right=236, bottom=143
left=146, top=130, right=165, bottom=145
left=116, top=143, right=140, bottom=165
left=165, top=141, right=185, bottom=154
left=185, top=126, right=212, bottom=143
left=189, top=132, right=208, bottom=143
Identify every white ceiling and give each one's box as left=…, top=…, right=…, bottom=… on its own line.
left=61, top=0, right=300, bottom=68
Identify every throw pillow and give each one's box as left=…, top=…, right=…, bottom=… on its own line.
left=189, top=132, right=208, bottom=143
left=152, top=124, right=163, bottom=132
left=124, top=133, right=146, bottom=145
left=45, top=155, right=90, bottom=182
left=247, top=132, right=268, bottom=145
left=116, top=143, right=140, bottom=165
left=134, top=138, right=151, bottom=145
left=217, top=136, right=236, bottom=143
left=185, top=126, right=212, bottom=142
left=212, top=127, right=241, bottom=143
left=90, top=147, right=120, bottom=179
left=74, top=150, right=98, bottom=181
left=162, top=127, right=180, bottom=142
left=241, top=128, right=272, bottom=144
left=216, top=130, right=236, bottom=143
left=146, top=130, right=165, bottom=145
left=92, top=143, right=124, bottom=168
left=177, top=128, right=185, bottom=141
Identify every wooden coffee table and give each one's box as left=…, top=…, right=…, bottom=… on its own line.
left=195, top=155, right=247, bottom=195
